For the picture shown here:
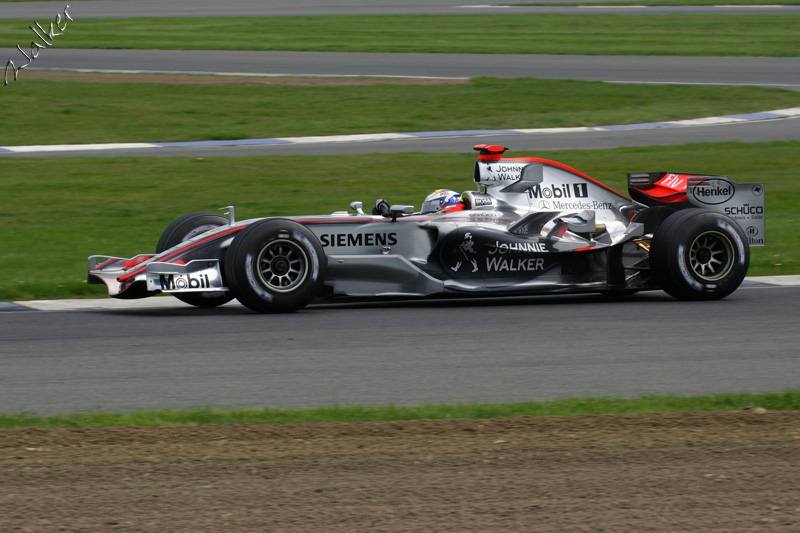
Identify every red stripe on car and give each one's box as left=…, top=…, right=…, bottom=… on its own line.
left=117, top=226, right=243, bottom=282
left=504, top=157, right=625, bottom=197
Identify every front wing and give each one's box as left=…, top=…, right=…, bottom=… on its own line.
left=88, top=256, right=228, bottom=298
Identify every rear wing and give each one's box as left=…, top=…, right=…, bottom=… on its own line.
left=628, top=172, right=765, bottom=246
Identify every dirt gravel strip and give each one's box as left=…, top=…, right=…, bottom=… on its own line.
left=1, top=411, right=799, bottom=531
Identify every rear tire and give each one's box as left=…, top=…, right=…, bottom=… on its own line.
left=650, top=209, right=749, bottom=300
left=156, top=212, right=235, bottom=308
left=225, top=219, right=326, bottom=313
left=631, top=206, right=675, bottom=235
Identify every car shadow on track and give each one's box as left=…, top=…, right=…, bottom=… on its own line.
left=96, top=291, right=680, bottom=317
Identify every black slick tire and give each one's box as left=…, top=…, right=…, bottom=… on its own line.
left=224, top=219, right=326, bottom=313
left=650, top=208, right=749, bottom=300
left=631, top=206, right=675, bottom=235
left=156, top=211, right=235, bottom=308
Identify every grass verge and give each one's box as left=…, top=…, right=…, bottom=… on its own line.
left=0, top=141, right=797, bottom=301
left=1, top=78, right=798, bottom=145
left=1, top=391, right=798, bottom=429
left=1, top=15, right=799, bottom=56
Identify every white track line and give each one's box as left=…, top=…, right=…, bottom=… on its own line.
left=3, top=106, right=799, bottom=155
left=30, top=67, right=469, bottom=81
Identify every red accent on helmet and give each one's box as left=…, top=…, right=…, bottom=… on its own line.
left=442, top=203, right=465, bottom=213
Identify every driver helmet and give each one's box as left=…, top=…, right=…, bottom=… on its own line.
left=421, top=189, right=465, bottom=215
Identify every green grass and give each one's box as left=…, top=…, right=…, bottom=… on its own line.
left=1, top=391, right=797, bottom=429
left=0, top=141, right=797, bottom=301
left=2, top=15, right=799, bottom=56
left=1, top=78, right=798, bottom=145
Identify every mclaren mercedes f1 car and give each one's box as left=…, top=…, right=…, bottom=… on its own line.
left=88, top=145, right=765, bottom=313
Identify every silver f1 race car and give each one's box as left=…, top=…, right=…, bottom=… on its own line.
left=88, top=145, right=765, bottom=313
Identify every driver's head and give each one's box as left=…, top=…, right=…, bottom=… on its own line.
left=421, top=189, right=465, bottom=215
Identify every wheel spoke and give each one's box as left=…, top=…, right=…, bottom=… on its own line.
left=254, top=239, right=309, bottom=293
left=688, top=231, right=735, bottom=282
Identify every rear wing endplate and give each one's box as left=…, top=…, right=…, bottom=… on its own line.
left=687, top=177, right=765, bottom=246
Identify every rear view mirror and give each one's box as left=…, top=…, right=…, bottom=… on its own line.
left=389, top=205, right=414, bottom=221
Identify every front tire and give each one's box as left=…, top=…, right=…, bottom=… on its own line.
left=156, top=211, right=235, bottom=308
left=650, top=209, right=749, bottom=300
left=225, top=219, right=326, bottom=313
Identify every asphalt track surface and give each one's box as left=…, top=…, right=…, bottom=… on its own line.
left=2, top=285, right=799, bottom=416
left=2, top=0, right=799, bottom=18
left=4, top=3, right=800, bottom=159
left=2, top=49, right=798, bottom=158
left=4, top=110, right=799, bottom=159
left=24, top=50, right=800, bottom=89
left=2, top=1, right=799, bottom=414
